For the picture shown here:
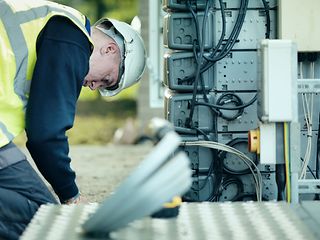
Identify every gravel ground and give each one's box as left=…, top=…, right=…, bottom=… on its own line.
left=22, top=144, right=152, bottom=203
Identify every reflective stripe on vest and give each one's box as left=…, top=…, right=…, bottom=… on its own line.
left=0, top=0, right=93, bottom=147
left=0, top=142, right=26, bottom=169
left=0, top=2, right=28, bottom=105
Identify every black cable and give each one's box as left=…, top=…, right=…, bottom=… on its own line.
left=308, top=166, right=317, bottom=180
left=204, top=0, right=226, bottom=62
left=181, top=0, right=249, bottom=202
left=196, top=93, right=257, bottom=111
left=177, top=95, right=219, bottom=137
left=209, top=0, right=248, bottom=62
left=209, top=144, right=223, bottom=202
left=261, top=0, right=271, bottom=39
left=195, top=93, right=257, bottom=122
left=190, top=166, right=214, bottom=191
left=276, top=164, right=286, bottom=201
left=184, top=126, right=222, bottom=202
left=178, top=2, right=248, bottom=182
left=180, top=0, right=248, bottom=87
left=185, top=0, right=210, bottom=128
left=206, top=0, right=245, bottom=62
left=233, top=193, right=268, bottom=201
left=192, top=42, right=209, bottom=103
left=194, top=0, right=248, bottom=75
left=216, top=93, right=244, bottom=121
left=195, top=128, right=210, bottom=140
left=217, top=177, right=244, bottom=201
left=190, top=128, right=215, bottom=191
left=192, top=109, right=222, bottom=201
left=219, top=138, right=257, bottom=175
left=174, top=126, right=197, bottom=135
left=176, top=104, right=218, bottom=199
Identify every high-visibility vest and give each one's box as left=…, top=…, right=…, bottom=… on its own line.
left=0, top=0, right=93, bottom=147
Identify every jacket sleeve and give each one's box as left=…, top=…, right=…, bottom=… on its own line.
left=25, top=16, right=91, bottom=202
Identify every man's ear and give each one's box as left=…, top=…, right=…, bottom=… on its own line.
left=101, top=42, right=118, bottom=55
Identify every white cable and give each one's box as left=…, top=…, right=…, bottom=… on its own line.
left=300, top=93, right=314, bottom=179
left=305, top=93, right=313, bottom=176
left=298, top=61, right=315, bottom=179
left=300, top=94, right=309, bottom=179
left=300, top=93, right=308, bottom=178
left=190, top=141, right=262, bottom=201
left=299, top=62, right=303, bottom=79
left=304, top=93, right=312, bottom=178
left=182, top=141, right=263, bottom=201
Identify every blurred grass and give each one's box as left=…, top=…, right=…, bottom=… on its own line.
left=79, top=83, right=139, bottom=101
left=72, top=86, right=139, bottom=144
left=69, top=98, right=137, bottom=145
left=14, top=97, right=137, bottom=146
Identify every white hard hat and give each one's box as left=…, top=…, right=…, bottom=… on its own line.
left=94, top=18, right=146, bottom=97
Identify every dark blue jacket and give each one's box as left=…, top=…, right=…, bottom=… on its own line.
left=25, top=16, right=92, bottom=202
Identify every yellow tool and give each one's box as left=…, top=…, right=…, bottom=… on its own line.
left=151, top=196, right=182, bottom=218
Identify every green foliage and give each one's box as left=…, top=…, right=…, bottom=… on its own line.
left=53, top=0, right=138, bottom=23
left=102, top=0, right=138, bottom=23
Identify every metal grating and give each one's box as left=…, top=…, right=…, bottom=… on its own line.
left=21, top=202, right=318, bottom=240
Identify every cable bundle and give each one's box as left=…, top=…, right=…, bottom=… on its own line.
left=299, top=60, right=315, bottom=179
left=300, top=93, right=314, bottom=179
left=183, top=140, right=262, bottom=201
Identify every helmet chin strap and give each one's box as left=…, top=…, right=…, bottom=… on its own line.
left=95, top=26, right=125, bottom=89
left=105, top=82, right=119, bottom=91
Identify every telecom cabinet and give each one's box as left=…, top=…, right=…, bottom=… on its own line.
left=162, top=0, right=319, bottom=202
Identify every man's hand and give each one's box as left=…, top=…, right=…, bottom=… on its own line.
left=63, top=192, right=82, bottom=205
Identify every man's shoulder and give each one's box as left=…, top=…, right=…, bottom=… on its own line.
left=38, top=16, right=91, bottom=53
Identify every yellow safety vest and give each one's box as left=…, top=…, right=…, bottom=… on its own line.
left=0, top=0, right=93, bottom=147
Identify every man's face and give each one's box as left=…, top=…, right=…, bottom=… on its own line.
left=83, top=53, right=119, bottom=90
left=83, top=30, right=121, bottom=90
